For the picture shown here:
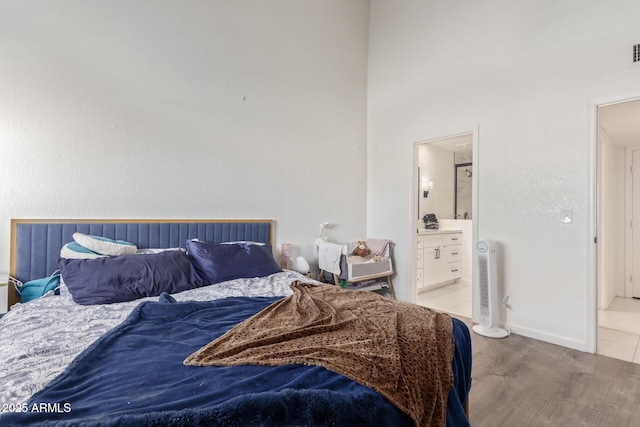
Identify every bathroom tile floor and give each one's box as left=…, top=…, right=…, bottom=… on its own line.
left=416, top=283, right=640, bottom=364
left=598, top=297, right=640, bottom=363
left=415, top=281, right=472, bottom=319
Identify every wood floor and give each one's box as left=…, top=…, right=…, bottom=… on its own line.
left=465, top=317, right=640, bottom=427
left=417, top=283, right=640, bottom=425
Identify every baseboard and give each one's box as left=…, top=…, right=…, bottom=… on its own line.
left=507, top=322, right=588, bottom=352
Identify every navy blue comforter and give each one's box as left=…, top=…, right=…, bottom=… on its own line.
left=2, top=295, right=471, bottom=427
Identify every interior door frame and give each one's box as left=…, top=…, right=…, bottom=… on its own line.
left=588, top=91, right=640, bottom=354
left=412, top=124, right=479, bottom=322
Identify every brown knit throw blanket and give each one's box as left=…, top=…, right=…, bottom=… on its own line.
left=184, top=281, right=454, bottom=427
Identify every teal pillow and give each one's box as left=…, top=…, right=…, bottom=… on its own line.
left=20, top=274, right=61, bottom=303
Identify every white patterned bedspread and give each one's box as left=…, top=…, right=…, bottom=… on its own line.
left=0, top=271, right=305, bottom=408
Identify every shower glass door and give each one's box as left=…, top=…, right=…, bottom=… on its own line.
left=455, top=163, right=473, bottom=219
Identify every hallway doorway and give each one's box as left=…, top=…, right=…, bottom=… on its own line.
left=596, top=97, right=640, bottom=362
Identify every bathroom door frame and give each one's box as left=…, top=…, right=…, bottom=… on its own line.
left=412, top=124, right=479, bottom=322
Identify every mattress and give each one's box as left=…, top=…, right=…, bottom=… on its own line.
left=0, top=272, right=300, bottom=406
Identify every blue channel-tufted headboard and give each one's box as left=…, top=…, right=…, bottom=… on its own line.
left=9, top=219, right=273, bottom=309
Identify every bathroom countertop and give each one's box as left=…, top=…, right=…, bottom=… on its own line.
left=417, top=228, right=462, bottom=235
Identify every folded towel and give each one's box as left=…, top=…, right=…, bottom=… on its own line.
left=366, top=239, right=391, bottom=257
left=316, top=239, right=347, bottom=275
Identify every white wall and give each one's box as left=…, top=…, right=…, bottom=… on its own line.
left=367, top=0, right=640, bottom=350
left=0, top=1, right=370, bottom=311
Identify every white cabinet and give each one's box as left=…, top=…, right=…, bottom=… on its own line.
left=416, top=231, right=462, bottom=290
left=416, top=236, right=424, bottom=289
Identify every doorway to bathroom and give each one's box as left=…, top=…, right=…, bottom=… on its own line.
left=413, top=127, right=479, bottom=322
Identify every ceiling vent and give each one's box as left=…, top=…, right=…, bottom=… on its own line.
left=634, top=44, right=640, bottom=64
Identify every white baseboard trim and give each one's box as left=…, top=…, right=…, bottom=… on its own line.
left=507, top=322, right=588, bottom=353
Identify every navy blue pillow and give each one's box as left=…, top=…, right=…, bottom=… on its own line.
left=186, top=240, right=282, bottom=284
left=58, top=251, right=206, bottom=305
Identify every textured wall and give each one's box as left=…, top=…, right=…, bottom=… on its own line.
left=368, top=0, right=640, bottom=349
left=0, top=0, right=370, bottom=310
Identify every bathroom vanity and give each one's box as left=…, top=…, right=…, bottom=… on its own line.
left=416, top=230, right=462, bottom=290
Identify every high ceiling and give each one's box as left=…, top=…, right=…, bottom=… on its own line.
left=598, top=98, right=640, bottom=147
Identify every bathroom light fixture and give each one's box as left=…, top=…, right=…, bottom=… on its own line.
left=422, top=180, right=433, bottom=198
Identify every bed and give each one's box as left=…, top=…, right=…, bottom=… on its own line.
left=0, top=219, right=471, bottom=427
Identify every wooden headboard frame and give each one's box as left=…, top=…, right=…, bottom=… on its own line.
left=9, top=219, right=274, bottom=309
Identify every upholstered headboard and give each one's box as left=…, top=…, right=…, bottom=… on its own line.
left=9, top=219, right=274, bottom=309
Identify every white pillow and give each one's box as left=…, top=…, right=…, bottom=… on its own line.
left=73, top=232, right=137, bottom=256
left=60, top=242, right=106, bottom=259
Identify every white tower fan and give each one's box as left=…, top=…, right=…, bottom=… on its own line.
left=472, top=239, right=509, bottom=338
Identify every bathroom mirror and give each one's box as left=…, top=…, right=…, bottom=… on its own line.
left=417, top=133, right=473, bottom=221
